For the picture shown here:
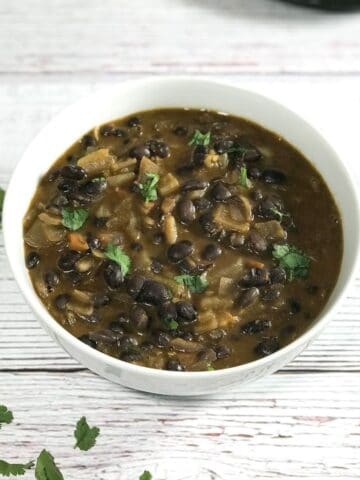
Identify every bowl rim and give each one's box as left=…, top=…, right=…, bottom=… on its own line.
left=4, top=75, right=360, bottom=380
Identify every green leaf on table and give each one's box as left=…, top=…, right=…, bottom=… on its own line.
left=0, top=460, right=34, bottom=477
left=35, top=450, right=63, bottom=480
left=104, top=244, right=131, bottom=276
left=74, top=416, right=100, bottom=451
left=139, top=471, right=152, bottom=480
left=61, top=207, right=88, bottom=231
left=0, top=405, right=13, bottom=428
left=188, top=129, right=211, bottom=146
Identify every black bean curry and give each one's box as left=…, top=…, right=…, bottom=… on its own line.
left=23, top=109, right=342, bottom=372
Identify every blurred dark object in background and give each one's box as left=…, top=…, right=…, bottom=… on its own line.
left=283, top=0, right=360, bottom=10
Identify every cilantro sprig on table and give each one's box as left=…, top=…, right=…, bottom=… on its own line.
left=0, top=405, right=13, bottom=429
left=74, top=417, right=100, bottom=451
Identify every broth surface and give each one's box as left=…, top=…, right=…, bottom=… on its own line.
left=23, top=109, right=343, bottom=371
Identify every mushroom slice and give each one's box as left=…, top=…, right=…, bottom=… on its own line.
left=138, top=156, right=160, bottom=178
left=213, top=204, right=250, bottom=234
left=158, top=173, right=179, bottom=196
left=254, top=220, right=287, bottom=242
left=38, top=212, right=62, bottom=226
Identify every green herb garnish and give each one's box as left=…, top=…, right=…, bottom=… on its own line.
left=270, top=207, right=290, bottom=223
left=61, top=207, right=88, bottom=231
left=239, top=166, right=251, bottom=188
left=74, top=416, right=100, bottom=451
left=139, top=471, right=152, bottom=480
left=0, top=459, right=34, bottom=477
left=35, top=450, right=63, bottom=480
left=175, top=275, right=208, bottom=293
left=272, top=244, right=310, bottom=281
left=105, top=244, right=131, bottom=276
left=138, top=173, right=159, bottom=202
left=162, top=316, right=179, bottom=331
left=0, top=405, right=13, bottom=429
left=0, top=187, right=5, bottom=228
left=207, top=365, right=215, bottom=371
left=188, top=129, right=211, bottom=146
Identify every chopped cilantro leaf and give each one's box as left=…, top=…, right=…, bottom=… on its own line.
left=104, top=244, right=131, bottom=276
left=188, top=129, right=211, bottom=146
left=239, top=166, right=251, bottom=188
left=175, top=275, right=208, bottom=293
left=61, top=207, right=88, bottom=231
left=273, top=244, right=310, bottom=281
left=138, top=173, right=159, bottom=202
left=74, top=416, right=100, bottom=451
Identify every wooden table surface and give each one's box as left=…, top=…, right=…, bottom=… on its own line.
left=1, top=1, right=360, bottom=478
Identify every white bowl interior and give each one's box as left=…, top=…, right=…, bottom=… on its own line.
left=4, top=78, right=360, bottom=395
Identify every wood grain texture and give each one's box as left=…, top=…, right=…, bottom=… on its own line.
left=1, top=1, right=360, bottom=477
left=1, top=0, right=360, bottom=75
left=1, top=371, right=360, bottom=480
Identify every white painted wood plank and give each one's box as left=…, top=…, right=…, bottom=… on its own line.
left=0, top=371, right=359, bottom=479
left=1, top=0, right=360, bottom=75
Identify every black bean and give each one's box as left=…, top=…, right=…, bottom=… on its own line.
left=129, top=144, right=151, bottom=160
left=289, top=299, right=301, bottom=315
left=126, top=275, right=145, bottom=297
left=243, top=149, right=261, bottom=162
left=146, top=140, right=170, bottom=158
left=177, top=198, right=196, bottom=224
left=120, top=350, right=142, bottom=362
left=199, top=213, right=222, bottom=239
left=261, top=169, right=287, bottom=184
left=251, top=189, right=263, bottom=202
left=58, top=250, right=80, bottom=272
left=68, top=271, right=81, bottom=285
left=261, top=285, right=282, bottom=302
left=256, top=196, right=284, bottom=220
left=240, top=268, right=270, bottom=287
left=103, top=261, right=124, bottom=289
left=202, top=243, right=222, bottom=261
left=127, top=116, right=141, bottom=127
left=100, top=125, right=126, bottom=137
left=210, top=182, right=232, bottom=202
left=137, top=280, right=171, bottom=305
left=242, top=319, right=272, bottom=335
left=89, top=329, right=122, bottom=344
left=93, top=294, right=111, bottom=308
left=176, top=258, right=209, bottom=275
left=173, top=126, right=187, bottom=136
left=215, top=345, right=231, bottom=359
left=179, top=331, right=194, bottom=341
left=108, top=321, right=125, bottom=336
left=26, top=251, right=40, bottom=269
left=57, top=179, right=77, bottom=194
left=152, top=233, right=164, bottom=245
left=176, top=301, right=197, bottom=322
left=151, top=258, right=163, bottom=274
left=247, top=166, right=262, bottom=179
left=78, top=334, right=96, bottom=349
left=130, top=305, right=149, bottom=331
left=120, top=335, right=139, bottom=348
left=192, top=145, right=207, bottom=167
left=181, top=179, right=209, bottom=192
left=154, top=331, right=171, bottom=347
left=158, top=302, right=178, bottom=322
left=214, top=139, right=234, bottom=154
left=86, top=233, right=101, bottom=250
left=54, top=293, right=70, bottom=310
left=60, top=165, right=87, bottom=181
left=166, top=359, right=184, bottom=371
left=167, top=240, right=194, bottom=263
left=44, top=270, right=60, bottom=291
left=81, top=178, right=107, bottom=197
left=255, top=337, right=279, bottom=356
left=113, top=314, right=131, bottom=330
left=245, top=230, right=268, bottom=253
left=270, top=267, right=287, bottom=284
left=238, top=287, right=260, bottom=309
left=229, top=232, right=245, bottom=248
left=81, top=134, right=97, bottom=147
left=193, top=197, right=212, bottom=212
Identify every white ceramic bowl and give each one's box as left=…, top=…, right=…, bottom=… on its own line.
left=4, top=77, right=360, bottom=395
